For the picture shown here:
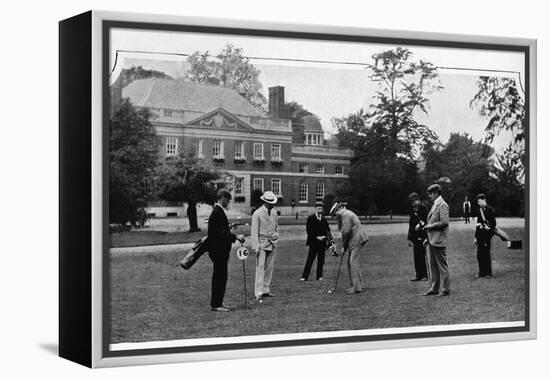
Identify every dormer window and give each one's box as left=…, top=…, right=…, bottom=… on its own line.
left=305, top=133, right=323, bottom=146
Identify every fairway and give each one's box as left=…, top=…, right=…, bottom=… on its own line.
left=110, top=225, right=525, bottom=344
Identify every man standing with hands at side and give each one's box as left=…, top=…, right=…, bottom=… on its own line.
left=300, top=201, right=334, bottom=281
left=207, top=189, right=245, bottom=312
left=407, top=192, right=428, bottom=282
left=423, top=184, right=451, bottom=297
left=251, top=191, right=280, bottom=303
left=474, top=193, right=496, bottom=278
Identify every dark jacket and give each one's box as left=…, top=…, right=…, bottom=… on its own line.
left=306, top=214, right=332, bottom=248
left=207, top=204, right=237, bottom=257
left=475, top=205, right=496, bottom=241
left=408, top=204, right=428, bottom=243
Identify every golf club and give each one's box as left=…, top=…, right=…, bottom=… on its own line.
left=328, top=248, right=346, bottom=294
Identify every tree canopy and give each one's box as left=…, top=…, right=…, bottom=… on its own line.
left=113, top=65, right=172, bottom=88
left=184, top=44, right=267, bottom=111
left=109, top=99, right=160, bottom=226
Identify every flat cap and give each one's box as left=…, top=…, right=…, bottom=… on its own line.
left=329, top=202, right=342, bottom=216
left=427, top=184, right=441, bottom=193
left=476, top=193, right=487, bottom=200
left=216, top=188, right=232, bottom=200
left=315, top=201, right=324, bottom=207
left=408, top=192, right=420, bottom=201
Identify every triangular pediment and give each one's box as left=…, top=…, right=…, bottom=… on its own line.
left=185, top=108, right=254, bottom=131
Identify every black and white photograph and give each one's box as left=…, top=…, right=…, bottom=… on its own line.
left=104, top=20, right=531, bottom=357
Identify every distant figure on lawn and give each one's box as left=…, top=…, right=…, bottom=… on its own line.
left=251, top=191, right=280, bottom=303
left=474, top=193, right=496, bottom=278
left=407, top=192, right=428, bottom=282
left=330, top=201, right=368, bottom=294
left=300, top=201, right=334, bottom=282
left=207, top=189, right=245, bottom=312
left=423, top=184, right=451, bottom=297
left=463, top=196, right=472, bottom=224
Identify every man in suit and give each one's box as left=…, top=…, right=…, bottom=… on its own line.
left=251, top=191, right=280, bottom=303
left=407, top=192, right=428, bottom=281
left=463, top=196, right=472, bottom=224
left=207, top=189, right=245, bottom=312
left=423, top=184, right=451, bottom=297
left=300, top=201, right=334, bottom=281
left=330, top=202, right=369, bottom=294
left=474, top=193, right=496, bottom=278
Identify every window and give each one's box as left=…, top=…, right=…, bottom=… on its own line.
left=165, top=137, right=178, bottom=157
left=192, top=139, right=203, bottom=158
left=316, top=182, right=325, bottom=201
left=335, top=165, right=344, bottom=175
left=234, top=177, right=244, bottom=195
left=336, top=182, right=345, bottom=194
left=234, top=141, right=245, bottom=159
left=271, top=144, right=281, bottom=160
left=298, top=163, right=309, bottom=173
left=253, top=143, right=264, bottom=160
left=299, top=182, right=308, bottom=203
left=271, top=179, right=281, bottom=196
left=315, top=164, right=325, bottom=174
left=305, top=133, right=323, bottom=145
left=212, top=140, right=224, bottom=158
left=163, top=109, right=173, bottom=117
left=253, top=178, right=264, bottom=192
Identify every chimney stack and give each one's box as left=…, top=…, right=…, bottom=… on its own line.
left=268, top=86, right=285, bottom=118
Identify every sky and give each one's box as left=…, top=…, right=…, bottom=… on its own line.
left=110, top=28, right=526, bottom=152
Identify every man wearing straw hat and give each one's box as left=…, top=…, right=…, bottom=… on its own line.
left=251, top=191, right=280, bottom=303
left=330, top=201, right=369, bottom=294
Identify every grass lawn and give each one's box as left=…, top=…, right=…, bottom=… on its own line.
left=110, top=226, right=525, bottom=344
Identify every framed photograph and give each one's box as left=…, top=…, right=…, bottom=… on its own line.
left=59, top=10, right=537, bottom=368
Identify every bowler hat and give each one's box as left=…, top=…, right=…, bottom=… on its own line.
left=260, top=191, right=278, bottom=204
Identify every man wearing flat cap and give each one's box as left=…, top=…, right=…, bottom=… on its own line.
left=251, top=191, right=280, bottom=302
left=207, top=189, right=245, bottom=312
left=423, top=184, right=451, bottom=297
left=407, top=192, right=428, bottom=281
left=300, top=201, right=334, bottom=281
left=474, top=193, right=496, bottom=278
left=330, top=201, right=368, bottom=294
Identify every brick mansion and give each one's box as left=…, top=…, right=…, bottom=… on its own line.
left=119, top=79, right=353, bottom=216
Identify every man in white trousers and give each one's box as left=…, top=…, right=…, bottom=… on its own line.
left=251, top=191, right=280, bottom=303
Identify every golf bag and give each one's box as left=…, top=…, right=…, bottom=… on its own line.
left=179, top=236, right=209, bottom=270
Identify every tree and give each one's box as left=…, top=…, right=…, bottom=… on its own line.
left=279, top=101, right=315, bottom=119
left=470, top=76, right=525, bottom=178
left=334, top=48, right=442, bottom=214
left=156, top=152, right=220, bottom=232
left=113, top=65, right=172, bottom=88
left=109, top=99, right=160, bottom=226
left=422, top=133, right=494, bottom=216
left=185, top=44, right=267, bottom=111
left=489, top=144, right=525, bottom=216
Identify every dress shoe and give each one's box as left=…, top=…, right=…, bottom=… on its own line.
left=438, top=291, right=450, bottom=297
left=262, top=293, right=275, bottom=298
left=422, top=290, right=437, bottom=296
left=255, top=296, right=263, bottom=303
left=299, top=278, right=306, bottom=282
left=317, top=277, right=324, bottom=281
left=410, top=277, right=422, bottom=281
left=211, top=306, right=229, bottom=312
left=346, top=288, right=363, bottom=294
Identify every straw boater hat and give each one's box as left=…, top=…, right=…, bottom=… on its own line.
left=260, top=191, right=278, bottom=204
left=329, top=202, right=343, bottom=216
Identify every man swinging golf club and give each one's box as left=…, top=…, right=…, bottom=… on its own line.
left=330, top=201, right=369, bottom=294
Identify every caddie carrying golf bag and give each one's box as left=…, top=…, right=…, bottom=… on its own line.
left=179, top=236, right=209, bottom=270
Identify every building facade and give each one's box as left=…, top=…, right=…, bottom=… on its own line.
left=121, top=79, right=353, bottom=216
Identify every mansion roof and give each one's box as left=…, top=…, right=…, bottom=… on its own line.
left=123, top=78, right=263, bottom=117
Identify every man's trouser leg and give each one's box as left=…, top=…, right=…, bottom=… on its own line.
left=477, top=240, right=492, bottom=276
left=255, top=249, right=266, bottom=297
left=413, top=242, right=428, bottom=279
left=209, top=252, right=229, bottom=308
left=316, top=246, right=325, bottom=279
left=263, top=247, right=277, bottom=294
left=429, top=245, right=450, bottom=293
left=348, top=243, right=365, bottom=291
left=301, top=246, right=317, bottom=280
